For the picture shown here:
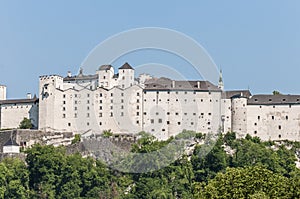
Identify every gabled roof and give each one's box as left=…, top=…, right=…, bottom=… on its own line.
left=0, top=96, right=38, bottom=105
left=222, top=90, right=252, bottom=99
left=99, top=65, right=113, bottom=71
left=143, top=78, right=221, bottom=91
left=248, top=94, right=300, bottom=105
left=4, top=139, right=19, bottom=146
left=63, top=74, right=98, bottom=81
left=119, top=62, right=134, bottom=70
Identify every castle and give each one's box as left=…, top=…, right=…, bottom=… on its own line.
left=1, top=62, right=300, bottom=141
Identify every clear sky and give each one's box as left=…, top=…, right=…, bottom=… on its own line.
left=1, top=0, right=300, bottom=98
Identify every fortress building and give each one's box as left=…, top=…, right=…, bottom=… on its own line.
left=1, top=63, right=300, bottom=141
left=0, top=88, right=38, bottom=129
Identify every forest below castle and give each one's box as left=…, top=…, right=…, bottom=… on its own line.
left=0, top=131, right=300, bottom=199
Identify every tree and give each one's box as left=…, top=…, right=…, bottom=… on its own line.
left=198, top=166, right=293, bottom=198
left=273, top=90, right=281, bottom=95
left=19, top=118, right=32, bottom=129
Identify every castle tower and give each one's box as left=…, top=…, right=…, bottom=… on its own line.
left=38, top=75, right=64, bottom=131
left=96, top=65, right=115, bottom=89
left=0, top=85, right=6, bottom=100
left=218, top=69, right=224, bottom=91
left=118, top=62, right=134, bottom=89
left=231, top=96, right=248, bottom=137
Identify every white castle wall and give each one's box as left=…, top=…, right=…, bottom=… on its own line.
left=247, top=104, right=300, bottom=141
left=0, top=102, right=38, bottom=129
left=221, top=99, right=232, bottom=133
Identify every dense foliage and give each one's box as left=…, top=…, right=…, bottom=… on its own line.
left=0, top=132, right=299, bottom=198
left=19, top=118, right=32, bottom=129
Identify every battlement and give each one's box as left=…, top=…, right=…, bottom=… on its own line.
left=39, top=75, right=63, bottom=80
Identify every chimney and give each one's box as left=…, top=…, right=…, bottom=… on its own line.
left=27, top=93, right=32, bottom=99
left=197, top=81, right=200, bottom=89
left=67, top=71, right=72, bottom=77
left=172, top=80, right=175, bottom=88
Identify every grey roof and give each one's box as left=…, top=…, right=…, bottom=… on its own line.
left=144, top=78, right=221, bottom=91
left=113, top=73, right=119, bottom=79
left=4, top=139, right=19, bottom=146
left=119, top=62, right=134, bottom=70
left=248, top=94, right=300, bottom=105
left=99, top=65, right=113, bottom=71
left=64, top=74, right=98, bottom=81
left=222, top=90, right=252, bottom=99
left=0, top=97, right=38, bottom=105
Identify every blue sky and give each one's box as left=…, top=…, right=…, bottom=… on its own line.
left=0, top=1, right=300, bottom=98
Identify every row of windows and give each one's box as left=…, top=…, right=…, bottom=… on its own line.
left=144, top=98, right=215, bottom=103
left=144, top=112, right=211, bottom=116
left=257, top=115, right=289, bottom=120
left=3, top=105, right=30, bottom=109
left=144, top=91, right=212, bottom=95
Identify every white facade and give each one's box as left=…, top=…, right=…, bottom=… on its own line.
left=38, top=63, right=223, bottom=140
left=2, top=62, right=300, bottom=141
left=3, top=145, right=20, bottom=154
left=0, top=98, right=39, bottom=129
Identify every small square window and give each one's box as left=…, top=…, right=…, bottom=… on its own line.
left=151, top=119, right=154, bottom=124
left=158, top=119, right=162, bottom=123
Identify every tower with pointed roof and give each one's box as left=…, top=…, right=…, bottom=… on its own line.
left=118, top=62, right=135, bottom=89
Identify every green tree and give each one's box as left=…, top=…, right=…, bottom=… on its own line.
left=19, top=117, right=32, bottom=129
left=272, top=90, right=281, bottom=95
left=198, top=166, right=292, bottom=199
